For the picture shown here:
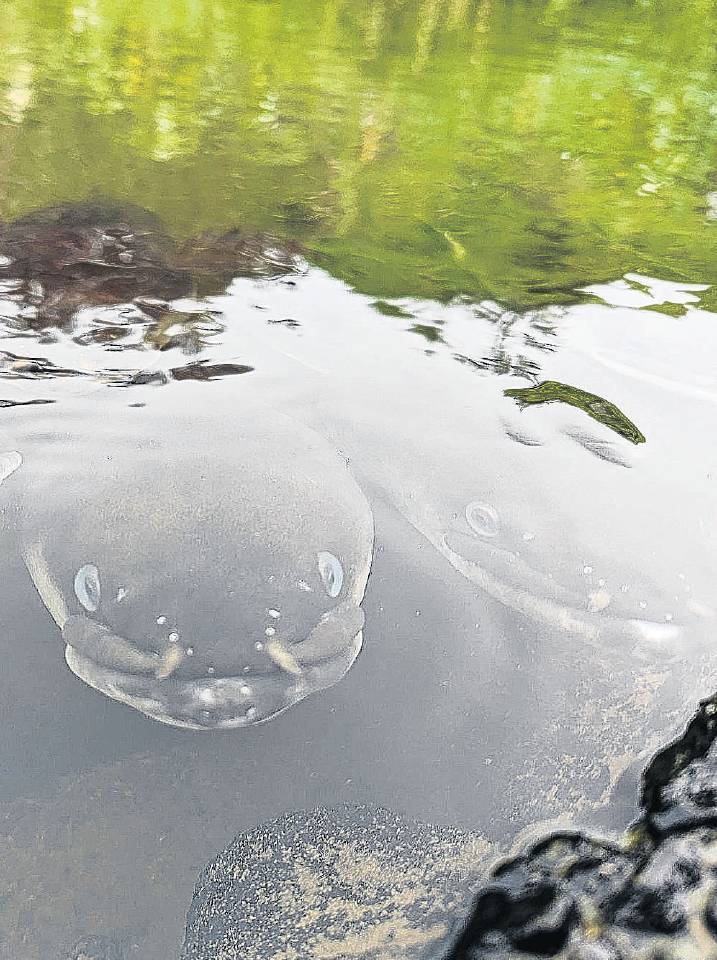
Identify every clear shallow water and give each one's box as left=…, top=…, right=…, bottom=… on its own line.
left=0, top=2, right=716, bottom=958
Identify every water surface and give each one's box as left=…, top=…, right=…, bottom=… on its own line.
left=0, top=2, right=716, bottom=958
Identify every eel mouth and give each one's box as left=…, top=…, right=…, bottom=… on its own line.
left=441, top=529, right=685, bottom=651
left=61, top=603, right=365, bottom=730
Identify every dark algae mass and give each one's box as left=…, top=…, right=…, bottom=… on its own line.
left=504, top=381, right=647, bottom=446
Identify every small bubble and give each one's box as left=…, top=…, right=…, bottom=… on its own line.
left=583, top=565, right=593, bottom=575
left=598, top=578, right=606, bottom=587
left=168, top=632, right=179, bottom=643
left=639, top=601, right=647, bottom=610
left=265, top=627, right=276, bottom=637
left=240, top=684, right=252, bottom=696
left=156, top=616, right=167, bottom=625
left=243, top=665, right=251, bottom=674
left=268, top=609, right=281, bottom=619
left=207, top=666, right=216, bottom=675
left=116, top=587, right=127, bottom=602
left=678, top=572, right=686, bottom=581
left=255, top=641, right=264, bottom=651
left=186, top=646, right=194, bottom=656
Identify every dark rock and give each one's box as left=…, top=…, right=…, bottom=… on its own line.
left=641, top=692, right=717, bottom=835
left=704, top=887, right=717, bottom=936
left=443, top=693, right=717, bottom=959
left=511, top=893, right=577, bottom=953
left=609, top=837, right=702, bottom=935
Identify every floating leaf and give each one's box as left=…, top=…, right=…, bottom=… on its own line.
left=504, top=380, right=646, bottom=444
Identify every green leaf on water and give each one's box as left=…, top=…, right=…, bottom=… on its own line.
left=504, top=380, right=646, bottom=444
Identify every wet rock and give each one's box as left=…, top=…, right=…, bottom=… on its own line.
left=641, top=692, right=717, bottom=835
left=444, top=692, right=717, bottom=959
left=608, top=837, right=702, bottom=936
left=446, top=835, right=633, bottom=959
left=566, top=940, right=625, bottom=960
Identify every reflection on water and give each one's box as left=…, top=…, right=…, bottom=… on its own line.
left=1, top=1, right=717, bottom=306
left=0, top=201, right=715, bottom=956
left=0, top=0, right=716, bottom=954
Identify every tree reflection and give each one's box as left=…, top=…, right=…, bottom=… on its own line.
left=0, top=0, right=714, bottom=305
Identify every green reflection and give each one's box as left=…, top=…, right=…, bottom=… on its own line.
left=0, top=0, right=716, bottom=305
left=504, top=380, right=646, bottom=444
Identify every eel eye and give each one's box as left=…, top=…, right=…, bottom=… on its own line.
left=317, top=551, right=344, bottom=598
left=465, top=501, right=500, bottom=538
left=74, top=563, right=101, bottom=612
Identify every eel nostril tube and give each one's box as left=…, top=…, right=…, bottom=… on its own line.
left=155, top=643, right=186, bottom=680
left=61, top=615, right=162, bottom=675
left=293, top=602, right=365, bottom=666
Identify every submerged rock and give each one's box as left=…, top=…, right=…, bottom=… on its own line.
left=181, top=805, right=492, bottom=960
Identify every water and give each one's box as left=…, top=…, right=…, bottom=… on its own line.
left=0, top=2, right=716, bottom=958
